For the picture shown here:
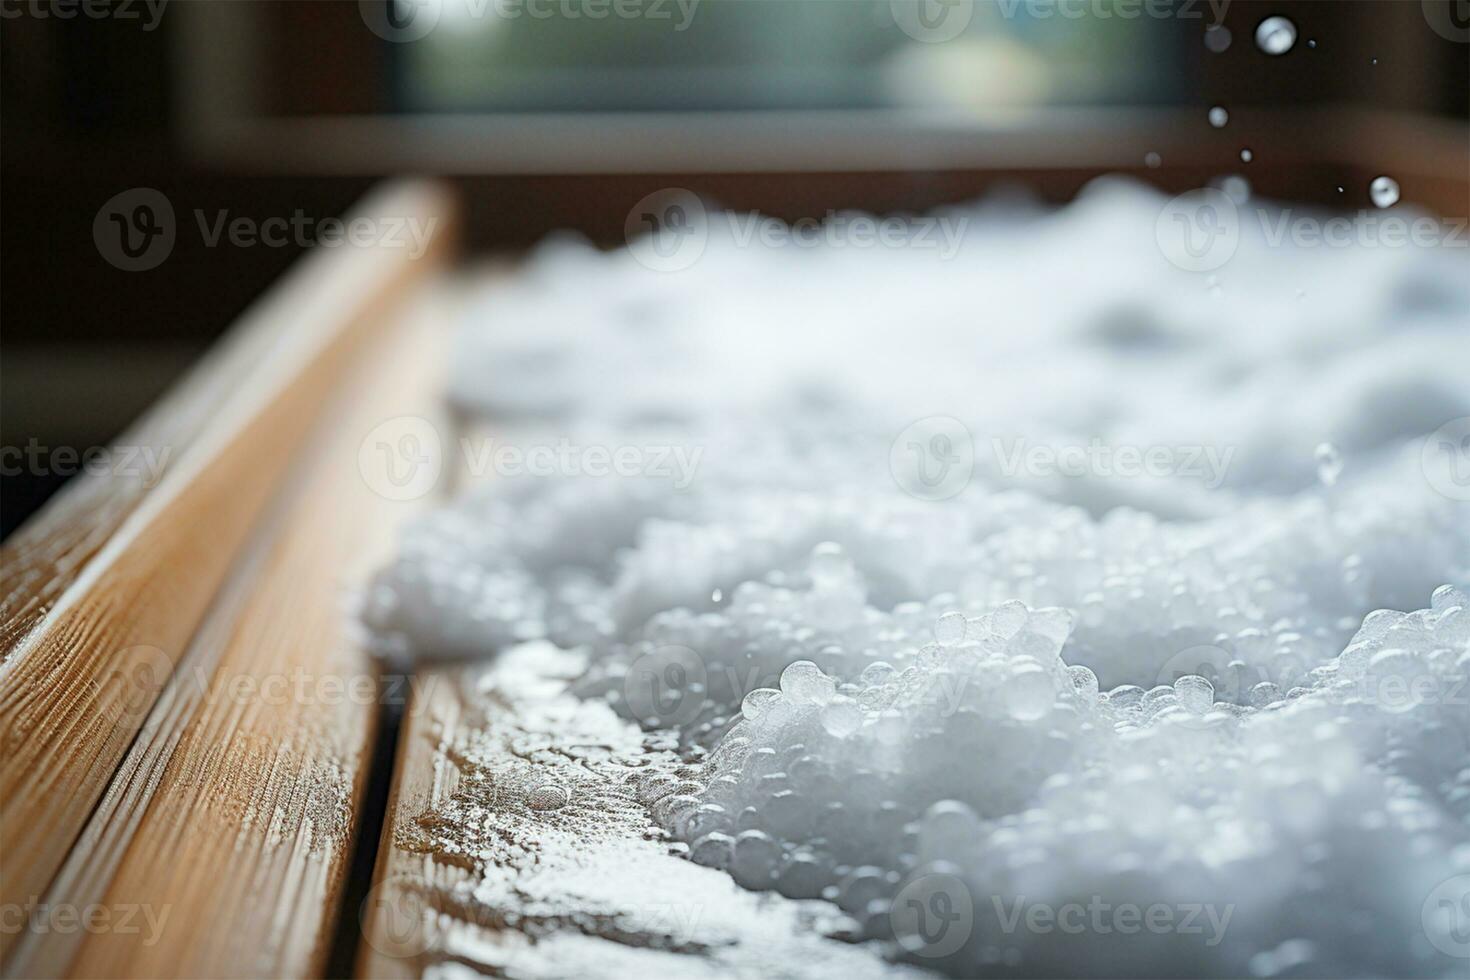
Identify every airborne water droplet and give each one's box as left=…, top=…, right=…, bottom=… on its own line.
left=1315, top=442, right=1343, bottom=487
left=1255, top=16, right=1297, bottom=55
left=1209, top=106, right=1229, bottom=128
left=1240, top=148, right=1253, bottom=163
left=1205, top=25, right=1232, bottom=53
left=1369, top=176, right=1400, bottom=209
left=1145, top=152, right=1162, bottom=169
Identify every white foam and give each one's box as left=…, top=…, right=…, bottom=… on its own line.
left=366, top=181, right=1470, bottom=977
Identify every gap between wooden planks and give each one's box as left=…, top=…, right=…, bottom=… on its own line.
left=0, top=180, right=457, bottom=972
left=5, top=274, right=456, bottom=979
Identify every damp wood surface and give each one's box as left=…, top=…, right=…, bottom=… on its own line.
left=0, top=180, right=457, bottom=972
left=358, top=644, right=929, bottom=980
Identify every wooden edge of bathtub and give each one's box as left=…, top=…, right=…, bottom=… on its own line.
left=355, top=665, right=472, bottom=980
left=9, top=280, right=453, bottom=980
left=0, top=178, right=459, bottom=967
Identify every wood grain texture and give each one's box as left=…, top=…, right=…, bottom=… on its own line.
left=0, top=180, right=457, bottom=966
left=5, top=278, right=454, bottom=980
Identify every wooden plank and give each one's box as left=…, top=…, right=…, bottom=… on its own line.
left=356, top=646, right=927, bottom=980
left=0, top=180, right=457, bottom=963
left=5, top=278, right=454, bottom=979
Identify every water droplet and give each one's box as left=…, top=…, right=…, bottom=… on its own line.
left=1240, top=148, right=1254, bottom=163
left=1204, top=25, right=1232, bottom=52
left=1307, top=38, right=1316, bottom=49
left=1314, top=442, right=1343, bottom=487
left=710, top=587, right=723, bottom=603
left=1144, top=152, right=1162, bottom=169
left=527, top=783, right=570, bottom=810
left=1255, top=16, right=1297, bottom=55
left=1369, top=176, right=1400, bottom=209
left=1209, top=106, right=1229, bottom=128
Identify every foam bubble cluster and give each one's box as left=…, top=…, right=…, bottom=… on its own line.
left=365, top=182, right=1470, bottom=977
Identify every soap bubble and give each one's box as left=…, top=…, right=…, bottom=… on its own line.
left=1255, top=16, right=1297, bottom=55
left=780, top=660, right=836, bottom=705
left=934, top=611, right=968, bottom=647
left=740, top=688, right=782, bottom=724
left=1173, top=674, right=1215, bottom=713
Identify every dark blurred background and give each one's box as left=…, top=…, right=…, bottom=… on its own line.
left=3, top=0, right=1467, bottom=536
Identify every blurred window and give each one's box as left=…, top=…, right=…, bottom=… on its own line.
left=392, top=0, right=1188, bottom=115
